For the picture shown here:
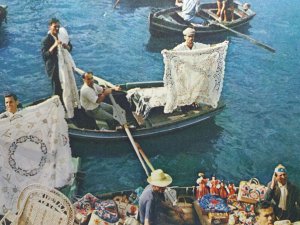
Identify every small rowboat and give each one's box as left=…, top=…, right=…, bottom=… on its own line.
left=68, top=80, right=225, bottom=141
left=0, top=5, right=7, bottom=26
left=149, top=1, right=256, bottom=37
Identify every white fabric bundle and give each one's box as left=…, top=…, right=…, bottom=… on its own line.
left=58, top=27, right=80, bottom=118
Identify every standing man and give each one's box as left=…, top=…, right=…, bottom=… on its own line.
left=0, top=93, right=20, bottom=119
left=138, top=169, right=183, bottom=225
left=173, top=27, right=208, bottom=50
left=80, top=72, right=121, bottom=127
left=265, top=164, right=300, bottom=222
left=41, top=18, right=72, bottom=104
left=254, top=200, right=275, bottom=225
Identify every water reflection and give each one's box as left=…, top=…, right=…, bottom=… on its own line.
left=71, top=117, right=224, bottom=194
left=145, top=25, right=253, bottom=53
left=114, top=0, right=174, bottom=14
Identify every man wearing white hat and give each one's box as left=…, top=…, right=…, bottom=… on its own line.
left=173, top=27, right=208, bottom=51
left=265, top=164, right=300, bottom=222
left=138, top=169, right=183, bottom=225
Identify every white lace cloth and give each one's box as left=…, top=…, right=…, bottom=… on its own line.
left=127, top=41, right=228, bottom=117
left=0, top=96, right=74, bottom=215
left=58, top=27, right=80, bottom=119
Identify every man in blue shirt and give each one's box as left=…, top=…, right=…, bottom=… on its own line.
left=138, top=169, right=183, bottom=225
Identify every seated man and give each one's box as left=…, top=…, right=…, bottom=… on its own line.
left=254, top=200, right=276, bottom=225
left=174, top=27, right=209, bottom=51
left=80, top=72, right=121, bottom=128
left=176, top=0, right=205, bottom=26
left=0, top=92, right=20, bottom=119
left=265, top=164, right=300, bottom=221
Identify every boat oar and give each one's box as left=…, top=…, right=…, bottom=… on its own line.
left=135, top=142, right=155, bottom=172
left=209, top=20, right=276, bottom=53
left=108, top=94, right=150, bottom=177
left=113, top=0, right=120, bottom=9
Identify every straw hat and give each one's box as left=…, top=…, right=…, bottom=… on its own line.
left=147, top=169, right=172, bottom=187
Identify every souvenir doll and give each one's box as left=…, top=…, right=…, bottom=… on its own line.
left=195, top=172, right=209, bottom=200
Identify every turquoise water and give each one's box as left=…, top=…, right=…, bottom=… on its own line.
left=0, top=0, right=300, bottom=195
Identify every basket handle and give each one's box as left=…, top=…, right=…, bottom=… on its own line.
left=249, top=178, right=260, bottom=185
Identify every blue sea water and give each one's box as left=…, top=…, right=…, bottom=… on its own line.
left=0, top=0, right=300, bottom=195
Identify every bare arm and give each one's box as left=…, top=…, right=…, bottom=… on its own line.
left=96, top=86, right=121, bottom=103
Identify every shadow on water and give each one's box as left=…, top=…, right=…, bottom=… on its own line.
left=0, top=26, right=8, bottom=48
left=146, top=24, right=252, bottom=53
left=71, top=118, right=225, bottom=194
left=115, top=0, right=174, bottom=13
left=71, top=118, right=223, bottom=157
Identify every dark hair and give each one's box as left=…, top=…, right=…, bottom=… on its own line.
left=82, top=71, right=93, bottom=79
left=254, top=200, right=273, bottom=215
left=4, top=92, right=18, bottom=101
left=49, top=18, right=60, bottom=25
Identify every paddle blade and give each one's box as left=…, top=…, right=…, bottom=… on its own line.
left=112, top=104, right=127, bottom=125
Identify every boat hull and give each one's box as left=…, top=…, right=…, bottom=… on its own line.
left=68, top=103, right=225, bottom=141
left=149, top=1, right=256, bottom=37
left=68, top=80, right=225, bottom=141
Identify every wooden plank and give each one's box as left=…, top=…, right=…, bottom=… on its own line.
left=193, top=200, right=211, bottom=225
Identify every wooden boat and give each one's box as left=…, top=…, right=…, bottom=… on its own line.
left=68, top=80, right=225, bottom=141
left=0, top=5, right=7, bottom=26
left=73, top=186, right=201, bottom=225
left=1, top=85, right=224, bottom=142
left=149, top=1, right=256, bottom=36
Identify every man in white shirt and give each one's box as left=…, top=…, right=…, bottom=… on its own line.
left=265, top=164, right=300, bottom=222
left=175, top=0, right=205, bottom=25
left=173, top=27, right=208, bottom=51
left=0, top=93, right=20, bottom=119
left=80, top=72, right=121, bottom=127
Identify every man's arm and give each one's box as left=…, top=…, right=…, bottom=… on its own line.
left=160, top=201, right=184, bottom=219
left=96, top=86, right=121, bottom=104
left=41, top=35, right=58, bottom=61
left=195, top=0, right=202, bottom=14
left=265, top=178, right=276, bottom=201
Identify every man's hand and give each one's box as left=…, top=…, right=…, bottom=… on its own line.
left=270, top=173, right=277, bottom=189
left=174, top=206, right=185, bottom=220
left=62, top=43, right=70, bottom=50
left=113, top=86, right=122, bottom=91
left=175, top=0, right=183, bottom=7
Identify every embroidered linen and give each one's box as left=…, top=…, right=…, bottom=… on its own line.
left=58, top=27, right=80, bottom=118
left=0, top=96, right=73, bottom=215
left=126, top=41, right=228, bottom=117
left=162, top=41, right=228, bottom=113
left=126, top=87, right=166, bottom=118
